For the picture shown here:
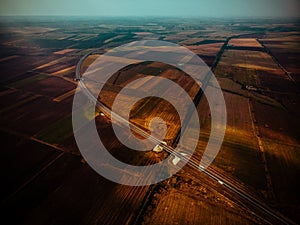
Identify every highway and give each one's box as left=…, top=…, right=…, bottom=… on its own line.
left=75, top=50, right=296, bottom=225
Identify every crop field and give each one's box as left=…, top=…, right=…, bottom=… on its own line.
left=194, top=92, right=268, bottom=197
left=142, top=188, right=260, bottom=225
left=212, top=36, right=300, bottom=222
left=228, top=38, right=263, bottom=48
left=15, top=76, right=76, bottom=98
left=0, top=55, right=59, bottom=84
left=0, top=131, right=62, bottom=200
left=1, top=17, right=299, bottom=225
left=260, top=32, right=300, bottom=83
left=261, top=138, right=300, bottom=221
left=36, top=114, right=73, bottom=145
left=186, top=43, right=224, bottom=56
left=90, top=61, right=200, bottom=144
left=186, top=42, right=224, bottom=66
left=1, top=96, right=73, bottom=135
left=215, top=49, right=286, bottom=86
left=252, top=101, right=299, bottom=145
left=214, top=46, right=299, bottom=111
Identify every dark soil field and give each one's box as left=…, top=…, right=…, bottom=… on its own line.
left=19, top=76, right=76, bottom=98
left=192, top=92, right=269, bottom=199
left=1, top=96, right=73, bottom=135
left=260, top=32, right=300, bottom=84
left=213, top=36, right=300, bottom=222
left=252, top=101, right=299, bottom=145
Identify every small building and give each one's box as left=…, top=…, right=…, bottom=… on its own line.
left=153, top=141, right=167, bottom=153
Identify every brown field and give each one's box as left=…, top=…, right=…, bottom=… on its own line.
left=140, top=155, right=269, bottom=225
left=261, top=138, right=300, bottom=222
left=95, top=61, right=200, bottom=144
left=186, top=43, right=224, bottom=56
left=17, top=163, right=151, bottom=225
left=180, top=37, right=204, bottom=45
left=33, top=56, right=79, bottom=73
left=215, top=42, right=300, bottom=117
left=53, top=48, right=77, bottom=55
left=252, top=101, right=299, bottom=145
left=0, top=131, right=62, bottom=200
left=167, top=88, right=269, bottom=206
left=2, top=138, right=152, bottom=225
left=185, top=43, right=224, bottom=66
left=19, top=76, right=76, bottom=98
left=215, top=48, right=298, bottom=108
left=51, top=65, right=76, bottom=76
left=142, top=188, right=260, bottom=225
left=196, top=92, right=268, bottom=196
left=129, top=97, right=182, bottom=143
left=0, top=88, right=36, bottom=111
left=228, top=38, right=262, bottom=48
left=256, top=70, right=297, bottom=92
left=217, top=77, right=249, bottom=96
left=260, top=32, right=300, bottom=83
left=211, top=37, right=299, bottom=221
left=0, top=55, right=20, bottom=62
left=1, top=95, right=73, bottom=135
left=0, top=55, right=58, bottom=83
left=221, top=92, right=256, bottom=146
left=217, top=50, right=282, bottom=75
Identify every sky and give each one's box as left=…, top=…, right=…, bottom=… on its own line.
left=0, top=0, right=299, bottom=18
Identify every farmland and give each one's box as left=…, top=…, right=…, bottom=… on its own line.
left=212, top=34, right=300, bottom=221
left=260, top=32, right=300, bottom=83
left=228, top=38, right=263, bottom=48
left=0, top=17, right=299, bottom=224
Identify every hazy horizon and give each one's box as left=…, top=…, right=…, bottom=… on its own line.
left=1, top=0, right=299, bottom=18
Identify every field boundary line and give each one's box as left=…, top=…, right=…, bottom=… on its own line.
left=248, top=98, right=276, bottom=204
